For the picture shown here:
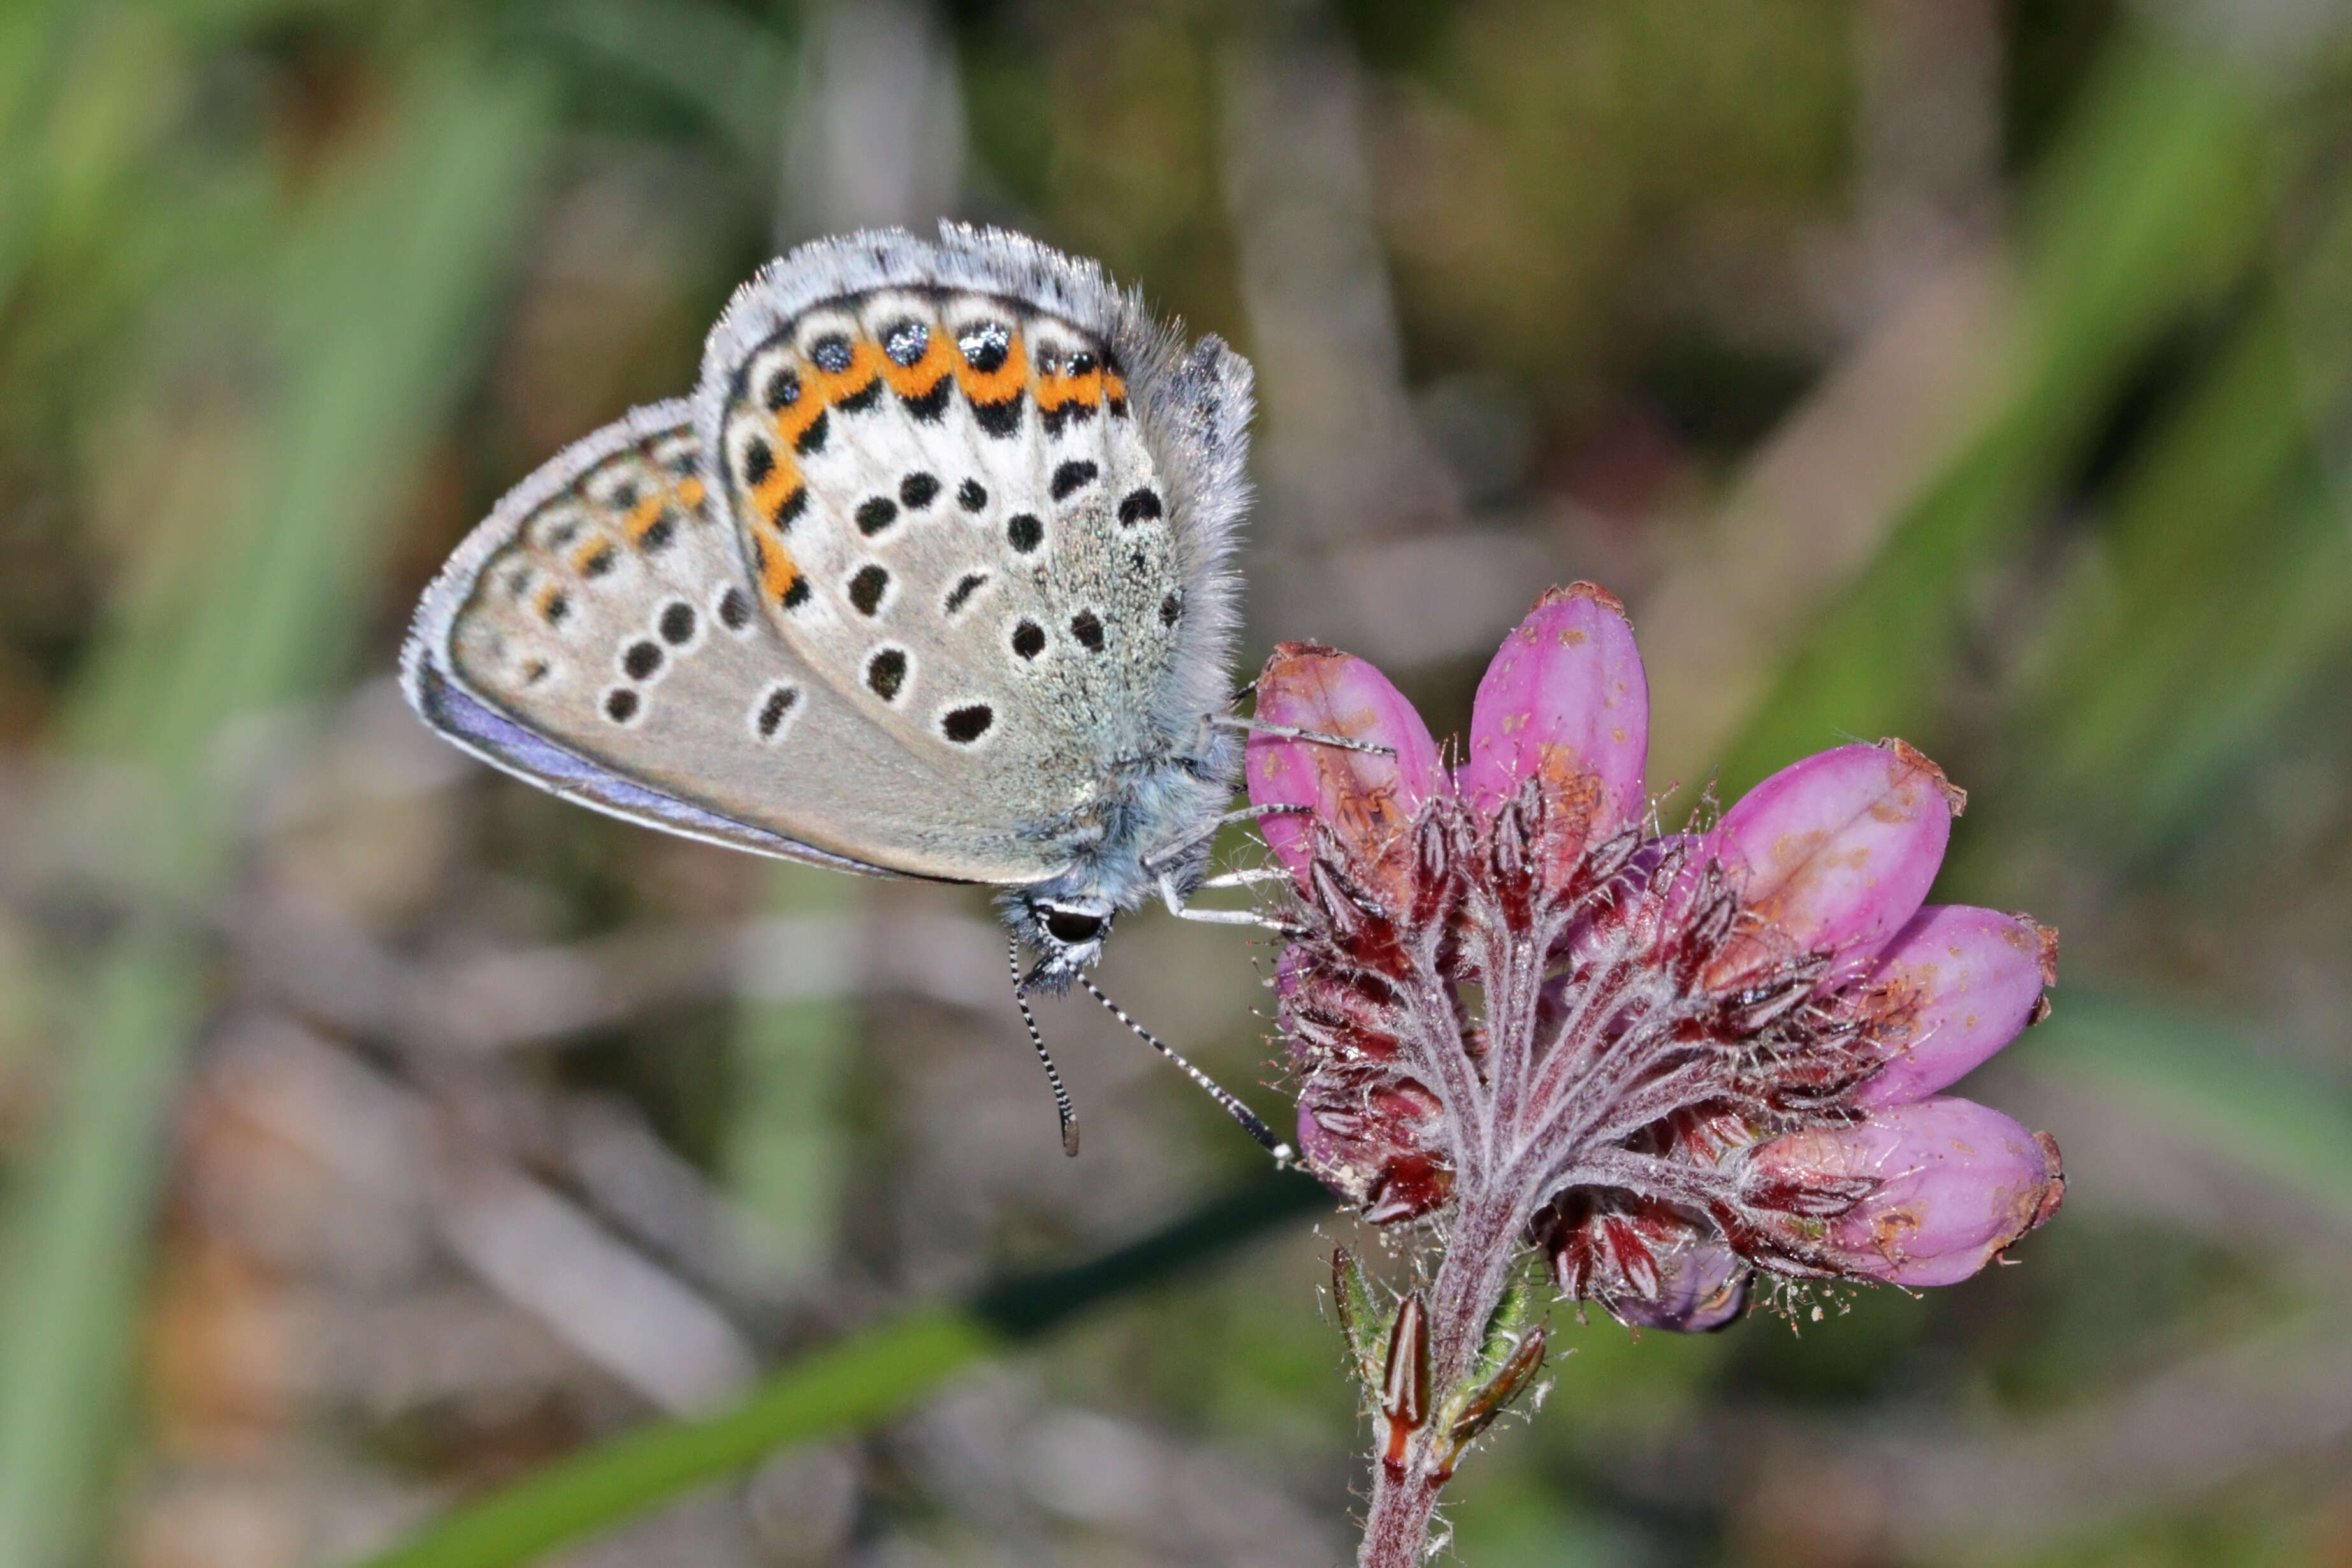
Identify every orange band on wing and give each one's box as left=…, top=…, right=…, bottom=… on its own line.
left=748, top=451, right=803, bottom=525
left=621, top=494, right=667, bottom=542
left=881, top=331, right=957, bottom=397
left=955, top=334, right=1029, bottom=405
left=754, top=534, right=800, bottom=603
left=1034, top=365, right=1105, bottom=412
left=676, top=477, right=706, bottom=511
left=772, top=394, right=827, bottom=451
left=806, top=339, right=889, bottom=405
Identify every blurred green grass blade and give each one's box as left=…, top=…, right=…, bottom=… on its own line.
left=0, top=59, right=549, bottom=1568
left=360, top=1309, right=994, bottom=1568
left=351, top=1175, right=1325, bottom=1568
left=2021, top=177, right=2352, bottom=845
left=0, top=939, right=201, bottom=1568
left=1722, top=36, right=2272, bottom=792
left=2028, top=299, right=2309, bottom=799
left=530, top=0, right=795, bottom=170
left=728, top=864, right=859, bottom=1279
left=0, top=0, right=80, bottom=307
left=67, top=62, right=551, bottom=829
left=2030, top=993, right=2352, bottom=1227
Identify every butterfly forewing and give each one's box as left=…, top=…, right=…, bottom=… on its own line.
left=405, top=400, right=1068, bottom=883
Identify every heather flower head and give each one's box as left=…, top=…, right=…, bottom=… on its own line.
left=1249, top=584, right=2065, bottom=1566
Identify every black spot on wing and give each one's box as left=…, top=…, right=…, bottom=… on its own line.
left=848, top=565, right=889, bottom=616
left=900, top=471, right=940, bottom=510
left=866, top=647, right=908, bottom=702
left=1050, top=460, right=1098, bottom=501
left=941, top=704, right=994, bottom=744
left=623, top=641, right=663, bottom=680
left=1069, top=609, right=1104, bottom=651
left=900, top=379, right=952, bottom=422
left=944, top=572, right=987, bottom=614
left=1118, top=488, right=1163, bottom=525
left=1012, top=619, right=1045, bottom=660
left=1005, top=513, right=1043, bottom=554
left=756, top=685, right=798, bottom=739
left=883, top=320, right=929, bottom=365
left=970, top=396, right=1022, bottom=438
left=742, top=440, right=774, bottom=486
left=810, top=333, right=853, bottom=373
left=957, top=320, right=1010, bottom=372
left=856, top=497, right=899, bottom=536
left=794, top=410, right=829, bottom=456
left=957, top=478, right=987, bottom=512
left=604, top=688, right=640, bottom=723
left=659, top=602, right=696, bottom=644
left=718, top=586, right=751, bottom=631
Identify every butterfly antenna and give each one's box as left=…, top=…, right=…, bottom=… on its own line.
left=1009, top=938, right=1080, bottom=1157
left=1078, top=976, right=1294, bottom=1164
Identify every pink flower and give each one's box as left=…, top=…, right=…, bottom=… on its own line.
left=1251, top=583, right=2063, bottom=1328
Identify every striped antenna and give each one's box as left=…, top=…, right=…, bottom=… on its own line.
left=1079, top=976, right=1293, bottom=1163
left=1008, top=937, right=1080, bottom=1157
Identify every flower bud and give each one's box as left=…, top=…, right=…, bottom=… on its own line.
left=1606, top=1241, right=1751, bottom=1333
left=1743, top=1096, right=2065, bottom=1286
left=1462, top=584, right=1650, bottom=869
left=1707, top=741, right=1956, bottom=991
left=1249, top=643, right=1444, bottom=903
left=1851, top=906, right=2058, bottom=1108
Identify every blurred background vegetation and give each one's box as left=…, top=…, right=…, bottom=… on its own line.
left=1, top=0, right=2349, bottom=1564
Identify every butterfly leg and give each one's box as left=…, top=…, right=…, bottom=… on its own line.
left=1198, top=865, right=1293, bottom=890
left=1209, top=713, right=1397, bottom=759
left=1140, top=801, right=1308, bottom=876
left=1156, top=867, right=1299, bottom=931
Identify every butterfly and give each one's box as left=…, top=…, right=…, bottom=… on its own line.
left=403, top=223, right=1343, bottom=1157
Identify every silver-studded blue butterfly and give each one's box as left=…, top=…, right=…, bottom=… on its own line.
left=403, top=223, right=1322, bottom=1157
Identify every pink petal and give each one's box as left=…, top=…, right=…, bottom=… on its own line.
left=1748, top=1097, right=2065, bottom=1287
left=1708, top=740, right=1959, bottom=988
left=1462, top=583, right=1649, bottom=836
left=1247, top=642, right=1442, bottom=886
left=1852, top=906, right=2058, bottom=1108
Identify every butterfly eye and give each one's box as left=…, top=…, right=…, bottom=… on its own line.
left=1043, top=908, right=1105, bottom=945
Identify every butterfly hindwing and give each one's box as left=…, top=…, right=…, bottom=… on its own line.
left=402, top=400, right=1070, bottom=883
left=705, top=252, right=1198, bottom=804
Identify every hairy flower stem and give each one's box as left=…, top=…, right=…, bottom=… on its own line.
left=1356, top=1188, right=1525, bottom=1568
